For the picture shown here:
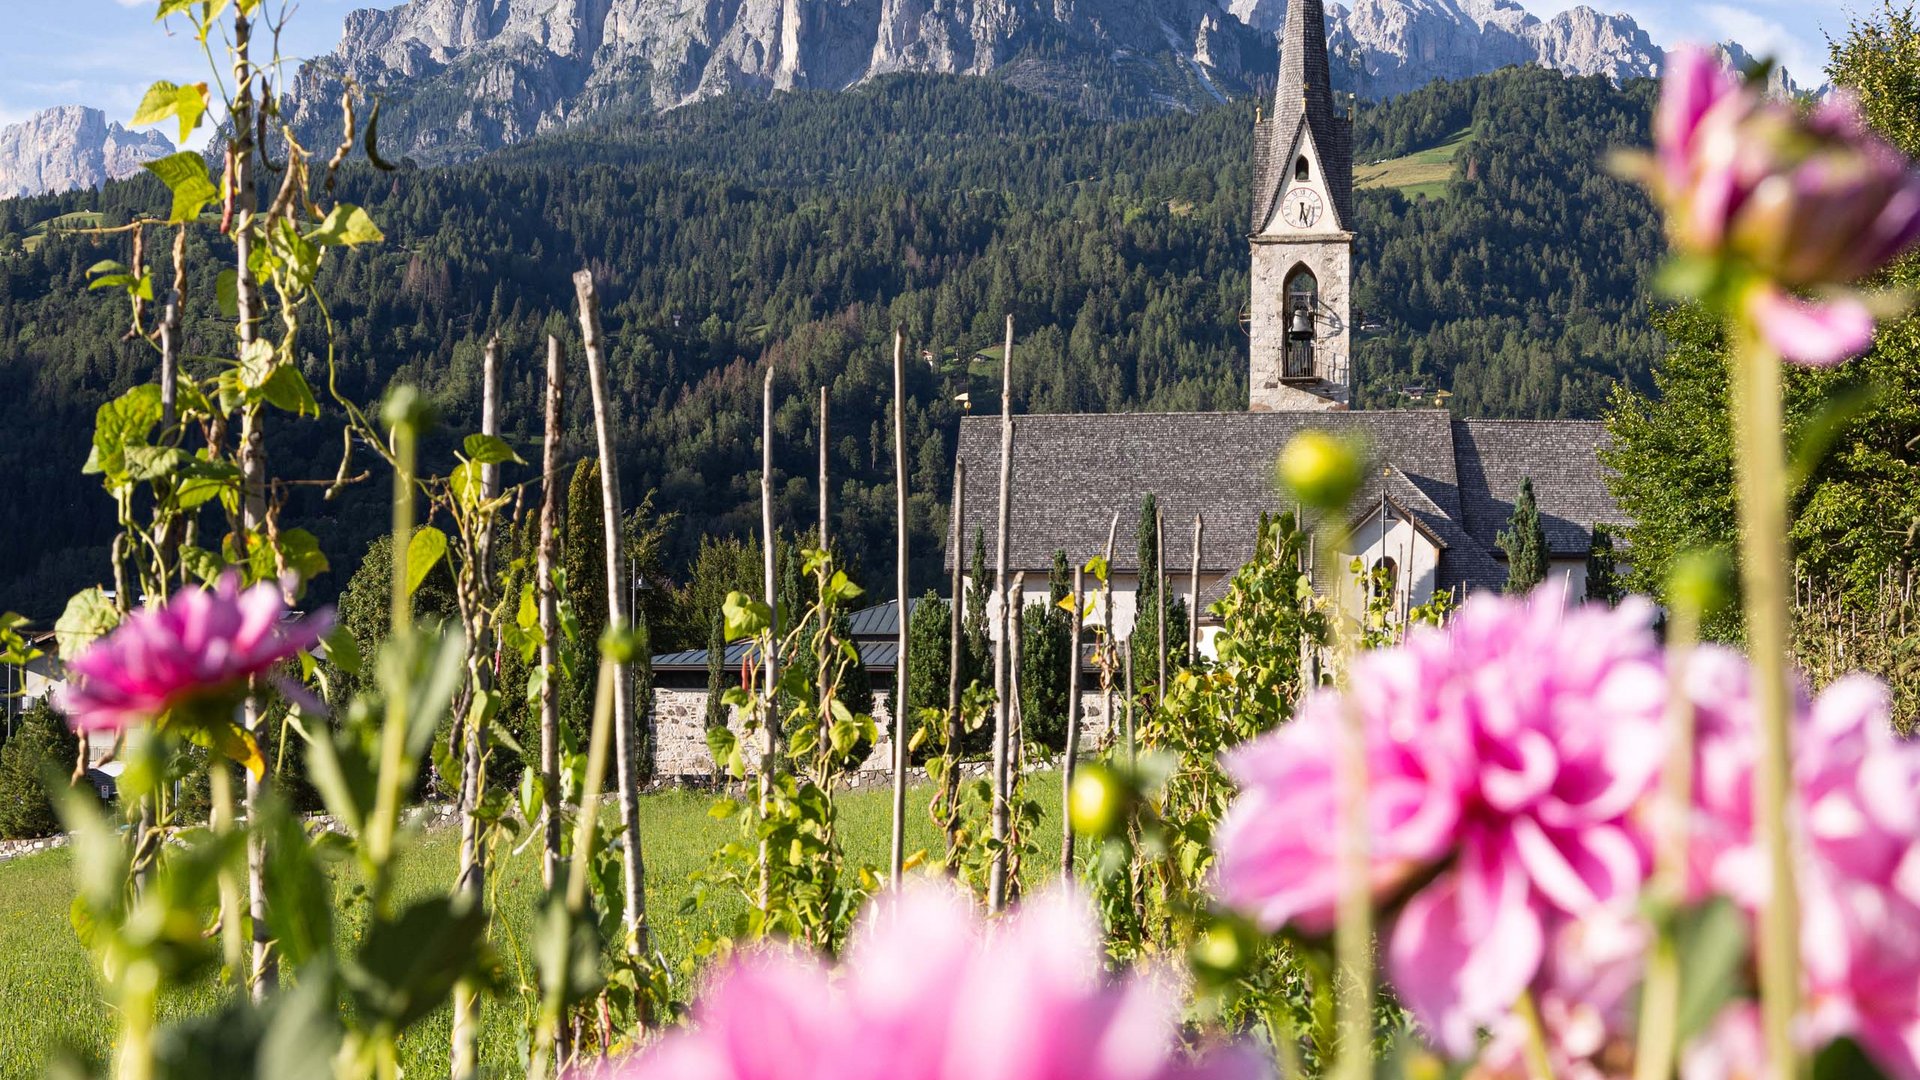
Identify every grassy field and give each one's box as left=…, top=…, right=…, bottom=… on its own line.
left=1355, top=128, right=1475, bottom=201
left=22, top=212, right=105, bottom=253
left=0, top=775, right=1064, bottom=1078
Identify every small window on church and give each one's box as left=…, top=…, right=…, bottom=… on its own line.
left=1295, top=156, right=1310, bottom=182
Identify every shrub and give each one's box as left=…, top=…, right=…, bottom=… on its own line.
left=0, top=697, right=81, bottom=839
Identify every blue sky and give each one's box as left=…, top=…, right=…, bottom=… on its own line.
left=0, top=0, right=1872, bottom=144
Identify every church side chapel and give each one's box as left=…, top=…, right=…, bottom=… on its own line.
left=951, top=0, right=1621, bottom=648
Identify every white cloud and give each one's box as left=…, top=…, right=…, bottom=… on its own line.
left=1699, top=3, right=1823, bottom=82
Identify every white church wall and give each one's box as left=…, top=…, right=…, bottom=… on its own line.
left=1340, top=516, right=1440, bottom=618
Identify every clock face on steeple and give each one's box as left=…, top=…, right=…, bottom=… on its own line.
left=1285, top=187, right=1324, bottom=229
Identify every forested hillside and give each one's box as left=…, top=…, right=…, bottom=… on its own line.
left=0, top=66, right=1662, bottom=627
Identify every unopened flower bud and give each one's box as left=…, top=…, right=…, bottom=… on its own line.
left=1277, top=430, right=1365, bottom=512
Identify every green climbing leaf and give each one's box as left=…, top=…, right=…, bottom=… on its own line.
left=143, top=152, right=217, bottom=224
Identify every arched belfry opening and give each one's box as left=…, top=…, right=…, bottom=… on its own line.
left=1295, top=156, right=1310, bottom=182
left=1284, top=265, right=1318, bottom=379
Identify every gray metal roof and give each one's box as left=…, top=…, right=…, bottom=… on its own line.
left=1253, top=0, right=1352, bottom=231
left=653, top=639, right=899, bottom=673
left=948, top=410, right=1618, bottom=595
left=842, top=598, right=926, bottom=640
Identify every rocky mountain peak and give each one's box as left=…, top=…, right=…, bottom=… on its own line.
left=0, top=106, right=173, bottom=199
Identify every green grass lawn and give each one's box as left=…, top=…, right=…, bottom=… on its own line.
left=0, top=774, right=1064, bottom=1079
left=1355, top=127, right=1475, bottom=200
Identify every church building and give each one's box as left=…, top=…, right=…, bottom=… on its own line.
left=949, top=0, right=1622, bottom=645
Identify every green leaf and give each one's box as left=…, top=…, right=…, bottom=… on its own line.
left=450, top=460, right=487, bottom=511
left=722, top=591, right=771, bottom=641
left=143, top=152, right=217, bottom=224
left=323, top=625, right=361, bottom=676
left=1084, top=554, right=1109, bottom=582
left=305, top=204, right=384, bottom=248
left=258, top=363, right=319, bottom=417
left=1812, top=1038, right=1890, bottom=1080
left=533, top=899, right=604, bottom=1009
left=344, top=897, right=494, bottom=1030
left=1673, top=898, right=1752, bottom=1046
left=55, top=588, right=119, bottom=658
left=405, top=527, right=447, bottom=597
left=259, top=800, right=331, bottom=971
left=123, top=445, right=187, bottom=482
left=246, top=528, right=329, bottom=595
left=462, top=433, right=524, bottom=466
left=132, top=80, right=208, bottom=144
left=84, top=383, right=163, bottom=482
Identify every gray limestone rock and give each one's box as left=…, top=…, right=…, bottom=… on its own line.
left=0, top=106, right=173, bottom=199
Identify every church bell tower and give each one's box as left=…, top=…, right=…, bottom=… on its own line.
left=1249, top=0, right=1354, bottom=411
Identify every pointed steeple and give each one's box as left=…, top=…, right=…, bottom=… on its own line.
left=1251, top=0, right=1351, bottom=233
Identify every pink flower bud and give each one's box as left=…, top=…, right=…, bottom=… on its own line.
left=1652, top=48, right=1920, bottom=290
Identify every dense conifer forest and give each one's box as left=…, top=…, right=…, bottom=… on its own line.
left=0, top=65, right=1663, bottom=628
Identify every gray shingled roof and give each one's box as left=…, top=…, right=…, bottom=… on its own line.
left=948, top=410, right=1617, bottom=596
left=1451, top=420, right=1619, bottom=559
left=1252, top=0, right=1352, bottom=232
left=950, top=409, right=1464, bottom=575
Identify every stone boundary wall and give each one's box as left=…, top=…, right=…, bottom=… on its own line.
left=0, top=696, right=1122, bottom=863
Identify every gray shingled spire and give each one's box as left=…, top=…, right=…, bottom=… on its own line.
left=1251, top=0, right=1352, bottom=232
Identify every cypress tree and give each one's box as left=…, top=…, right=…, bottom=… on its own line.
left=963, top=527, right=990, bottom=689
left=562, top=459, right=606, bottom=740
left=0, top=698, right=80, bottom=839
left=704, top=611, right=728, bottom=740
left=1130, top=494, right=1161, bottom=686
left=1497, top=477, right=1550, bottom=595
left=1020, top=550, right=1074, bottom=751
left=907, top=590, right=951, bottom=718
left=1585, top=524, right=1624, bottom=606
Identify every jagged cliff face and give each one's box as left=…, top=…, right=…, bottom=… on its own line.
left=291, top=0, right=1808, bottom=166
left=1292, top=0, right=1660, bottom=99
left=0, top=106, right=173, bottom=199
left=291, top=0, right=1277, bottom=163
left=1235, top=0, right=1803, bottom=101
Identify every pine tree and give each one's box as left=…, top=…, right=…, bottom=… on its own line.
left=1498, top=477, right=1550, bottom=595
left=1585, top=524, right=1624, bottom=606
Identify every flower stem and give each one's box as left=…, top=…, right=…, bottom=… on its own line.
left=209, top=763, right=246, bottom=978
left=1729, top=313, right=1802, bottom=1080
left=1516, top=987, right=1558, bottom=1080
left=1634, top=599, right=1700, bottom=1080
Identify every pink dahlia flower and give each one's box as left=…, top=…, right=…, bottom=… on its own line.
left=1215, top=594, right=1668, bottom=1055
left=60, top=574, right=330, bottom=734
left=1687, top=658, right=1920, bottom=1080
left=1637, top=46, right=1920, bottom=365
left=612, top=884, right=1267, bottom=1080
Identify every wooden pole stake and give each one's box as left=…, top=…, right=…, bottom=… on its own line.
left=1061, top=564, right=1084, bottom=878
left=889, top=328, right=910, bottom=886
left=1189, top=514, right=1203, bottom=666
left=941, top=461, right=966, bottom=864
left=538, top=335, right=565, bottom=898
left=575, top=270, right=650, bottom=961
left=988, top=314, right=1015, bottom=913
